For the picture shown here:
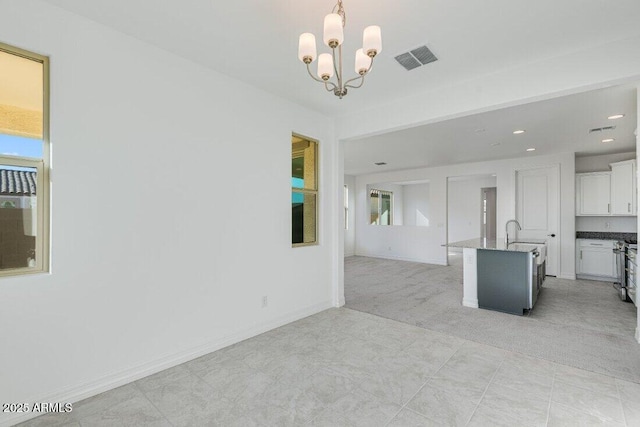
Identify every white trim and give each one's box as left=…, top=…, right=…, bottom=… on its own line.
left=353, top=252, right=446, bottom=265
left=462, top=298, right=479, bottom=308
left=2, top=300, right=333, bottom=427
left=557, top=273, right=577, bottom=280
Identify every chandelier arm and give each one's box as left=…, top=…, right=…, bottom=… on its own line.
left=324, top=81, right=337, bottom=92
left=344, top=76, right=365, bottom=89
left=343, top=57, right=375, bottom=88
left=305, top=62, right=328, bottom=84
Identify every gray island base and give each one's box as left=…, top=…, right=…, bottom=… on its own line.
left=446, top=238, right=546, bottom=315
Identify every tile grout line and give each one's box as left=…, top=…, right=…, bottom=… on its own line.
left=614, top=379, right=629, bottom=427
left=131, top=380, right=177, bottom=427
left=544, top=367, right=557, bottom=426
left=383, top=342, right=463, bottom=426
left=463, top=358, right=505, bottom=427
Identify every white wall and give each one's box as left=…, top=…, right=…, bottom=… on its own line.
left=0, top=2, right=338, bottom=424
left=355, top=152, right=576, bottom=278
left=344, top=175, right=356, bottom=256
left=447, top=176, right=497, bottom=242
left=402, top=183, right=430, bottom=227
left=575, top=152, right=635, bottom=173
left=576, top=217, right=637, bottom=233
left=636, top=86, right=640, bottom=344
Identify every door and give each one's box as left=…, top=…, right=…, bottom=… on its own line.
left=480, top=187, right=497, bottom=240
left=516, top=166, right=560, bottom=276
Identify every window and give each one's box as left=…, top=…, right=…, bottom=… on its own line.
left=292, top=135, right=317, bottom=246
left=343, top=184, right=348, bottom=230
left=370, top=189, right=393, bottom=225
left=0, top=42, right=49, bottom=275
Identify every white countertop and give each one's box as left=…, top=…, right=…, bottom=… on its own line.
left=446, top=238, right=546, bottom=252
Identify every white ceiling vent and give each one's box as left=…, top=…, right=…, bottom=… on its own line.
left=395, top=45, right=438, bottom=71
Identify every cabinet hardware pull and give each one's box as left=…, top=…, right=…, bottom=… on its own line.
left=608, top=203, right=610, bottom=213
left=580, top=250, right=582, bottom=260
left=629, top=202, right=631, bottom=212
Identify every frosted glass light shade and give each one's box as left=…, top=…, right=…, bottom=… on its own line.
left=355, top=49, right=371, bottom=74
left=317, top=53, right=334, bottom=80
left=323, top=13, right=344, bottom=47
left=363, top=25, right=382, bottom=56
left=298, top=33, right=317, bottom=63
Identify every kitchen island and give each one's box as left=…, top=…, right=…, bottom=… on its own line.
left=447, top=238, right=546, bottom=315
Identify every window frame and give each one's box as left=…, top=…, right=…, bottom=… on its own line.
left=369, top=188, right=393, bottom=226
left=291, top=133, right=318, bottom=247
left=0, top=42, right=50, bottom=277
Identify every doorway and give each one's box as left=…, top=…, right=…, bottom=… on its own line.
left=480, top=187, right=497, bottom=241
left=447, top=174, right=497, bottom=266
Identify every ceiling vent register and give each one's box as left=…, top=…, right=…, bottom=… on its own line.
left=589, top=126, right=616, bottom=133
left=395, top=45, right=438, bottom=71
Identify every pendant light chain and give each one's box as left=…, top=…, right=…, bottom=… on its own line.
left=333, top=0, right=346, bottom=27
left=297, top=0, right=382, bottom=99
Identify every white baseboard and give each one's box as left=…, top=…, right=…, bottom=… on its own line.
left=355, top=252, right=446, bottom=266
left=575, top=274, right=616, bottom=282
left=462, top=298, right=479, bottom=308
left=1, top=300, right=333, bottom=427
left=557, top=273, right=577, bottom=280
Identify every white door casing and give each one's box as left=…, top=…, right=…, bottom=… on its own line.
left=516, top=165, right=560, bottom=276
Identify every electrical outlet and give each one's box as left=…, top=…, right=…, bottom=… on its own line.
left=262, top=296, right=268, bottom=308
left=605, top=222, right=611, bottom=229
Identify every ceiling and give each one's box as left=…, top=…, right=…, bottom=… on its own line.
left=42, top=0, right=640, bottom=118
left=344, top=84, right=638, bottom=175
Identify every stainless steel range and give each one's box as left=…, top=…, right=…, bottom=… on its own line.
left=614, top=239, right=637, bottom=304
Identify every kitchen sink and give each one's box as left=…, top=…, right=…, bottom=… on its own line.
left=508, top=242, right=546, bottom=265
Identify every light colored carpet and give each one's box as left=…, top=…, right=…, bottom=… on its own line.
left=345, top=255, right=640, bottom=384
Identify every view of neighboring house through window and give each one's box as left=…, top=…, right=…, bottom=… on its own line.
left=0, top=42, right=49, bottom=275
left=292, top=135, right=317, bottom=246
left=370, top=189, right=393, bottom=225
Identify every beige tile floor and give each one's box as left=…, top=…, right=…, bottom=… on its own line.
left=18, top=308, right=640, bottom=426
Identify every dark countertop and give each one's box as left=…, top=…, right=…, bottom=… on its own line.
left=576, top=231, right=637, bottom=241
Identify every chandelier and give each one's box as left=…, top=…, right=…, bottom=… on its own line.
left=297, top=0, right=382, bottom=99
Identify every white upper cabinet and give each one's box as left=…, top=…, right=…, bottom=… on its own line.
left=576, top=172, right=611, bottom=215
left=576, top=159, right=637, bottom=217
left=610, top=160, right=636, bottom=215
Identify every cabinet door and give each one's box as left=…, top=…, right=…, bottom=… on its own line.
left=579, top=174, right=611, bottom=215
left=578, top=247, right=616, bottom=277
left=611, top=162, right=635, bottom=215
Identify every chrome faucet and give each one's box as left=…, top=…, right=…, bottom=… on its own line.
left=505, top=219, right=522, bottom=247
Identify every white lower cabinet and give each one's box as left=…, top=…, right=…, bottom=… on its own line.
left=576, top=239, right=617, bottom=280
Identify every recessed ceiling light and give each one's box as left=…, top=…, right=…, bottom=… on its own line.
left=526, top=148, right=536, bottom=152
left=602, top=138, right=615, bottom=143
left=513, top=130, right=526, bottom=135
left=608, top=114, right=625, bottom=120
left=474, top=128, right=486, bottom=133
left=491, top=142, right=501, bottom=146
left=374, top=162, right=387, bottom=166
